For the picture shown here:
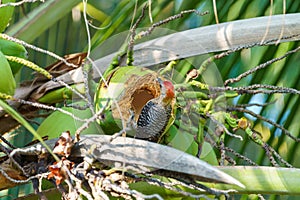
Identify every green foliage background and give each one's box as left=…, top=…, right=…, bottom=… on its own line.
left=1, top=0, right=300, bottom=199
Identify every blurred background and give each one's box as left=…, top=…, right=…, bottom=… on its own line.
left=2, top=0, right=300, bottom=199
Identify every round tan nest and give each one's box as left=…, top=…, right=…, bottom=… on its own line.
left=112, top=73, right=161, bottom=122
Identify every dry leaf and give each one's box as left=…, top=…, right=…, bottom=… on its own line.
left=52, top=131, right=74, bottom=157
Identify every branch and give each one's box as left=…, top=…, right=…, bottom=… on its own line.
left=0, top=135, right=299, bottom=195
left=0, top=135, right=243, bottom=190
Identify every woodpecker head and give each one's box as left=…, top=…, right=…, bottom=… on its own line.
left=157, top=78, right=175, bottom=104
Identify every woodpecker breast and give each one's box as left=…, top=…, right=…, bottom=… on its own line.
left=135, top=99, right=172, bottom=142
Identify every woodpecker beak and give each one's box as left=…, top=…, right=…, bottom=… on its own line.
left=156, top=77, right=164, bottom=88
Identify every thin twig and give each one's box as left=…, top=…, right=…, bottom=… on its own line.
left=228, top=107, right=300, bottom=142
left=189, top=181, right=234, bottom=198
left=258, top=194, right=266, bottom=200
left=224, top=45, right=300, bottom=85
left=235, top=101, right=276, bottom=108
left=53, top=78, right=91, bottom=105
left=262, top=143, right=279, bottom=167
left=127, top=173, right=211, bottom=199
left=263, top=141, right=293, bottom=168
left=127, top=3, right=147, bottom=65
left=0, top=135, right=16, bottom=149
left=212, top=0, right=219, bottom=24
left=224, top=154, right=236, bottom=165
left=131, top=190, right=164, bottom=200
left=222, top=146, right=258, bottom=166
left=0, top=0, right=43, bottom=8
left=197, top=33, right=300, bottom=77
left=81, top=0, right=98, bottom=118
left=0, top=34, right=77, bottom=68
left=15, top=98, right=87, bottom=122
left=74, top=100, right=109, bottom=142
left=0, top=34, right=92, bottom=105
left=82, top=0, right=91, bottom=58
left=0, top=167, right=44, bottom=184
left=219, top=140, right=225, bottom=166
left=210, top=84, right=300, bottom=95
left=206, top=113, right=243, bottom=141
left=89, top=59, right=127, bottom=138
left=137, top=10, right=209, bottom=38
left=81, top=62, right=95, bottom=115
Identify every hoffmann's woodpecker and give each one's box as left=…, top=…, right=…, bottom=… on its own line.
left=135, top=78, right=175, bottom=142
